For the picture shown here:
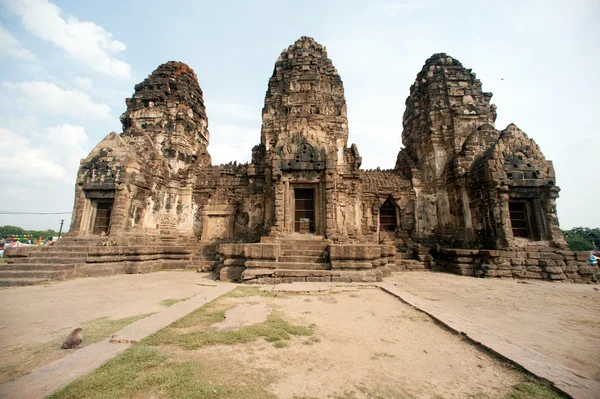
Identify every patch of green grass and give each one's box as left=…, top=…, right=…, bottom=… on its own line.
left=48, top=343, right=278, bottom=399
left=467, top=393, right=489, bottom=399
left=222, top=286, right=277, bottom=298
left=0, top=313, right=153, bottom=384
left=506, top=377, right=566, bottom=399
left=331, top=391, right=359, bottom=399
left=0, top=258, right=6, bottom=264
left=82, top=313, right=155, bottom=344
left=168, top=304, right=227, bottom=329
left=160, top=297, right=191, bottom=307
left=146, top=311, right=313, bottom=349
left=303, top=336, right=321, bottom=346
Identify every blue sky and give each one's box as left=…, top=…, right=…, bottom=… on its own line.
left=0, top=0, right=598, bottom=231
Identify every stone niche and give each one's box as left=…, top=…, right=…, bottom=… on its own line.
left=200, top=205, right=236, bottom=241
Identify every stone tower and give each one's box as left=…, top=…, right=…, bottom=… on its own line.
left=257, top=37, right=361, bottom=239
left=396, top=53, right=565, bottom=251
left=69, top=61, right=210, bottom=241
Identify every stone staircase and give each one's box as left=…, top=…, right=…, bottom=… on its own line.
left=270, top=240, right=331, bottom=281
left=0, top=236, right=213, bottom=287
left=0, top=247, right=86, bottom=286
left=217, top=237, right=422, bottom=283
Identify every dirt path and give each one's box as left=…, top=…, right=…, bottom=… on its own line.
left=177, top=287, right=527, bottom=399
left=386, top=272, right=600, bottom=383
left=0, top=271, right=216, bottom=348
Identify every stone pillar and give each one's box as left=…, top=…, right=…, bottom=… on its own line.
left=107, top=185, right=130, bottom=235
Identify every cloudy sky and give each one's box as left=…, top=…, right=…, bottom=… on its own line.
left=0, top=0, right=598, bottom=231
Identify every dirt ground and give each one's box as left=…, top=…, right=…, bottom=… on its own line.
left=0, top=270, right=597, bottom=398
left=170, top=287, right=525, bottom=399
left=0, top=271, right=217, bottom=348
left=387, top=272, right=600, bottom=383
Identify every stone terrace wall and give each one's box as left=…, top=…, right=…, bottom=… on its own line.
left=438, top=247, right=599, bottom=283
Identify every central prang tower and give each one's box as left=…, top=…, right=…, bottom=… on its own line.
left=256, top=36, right=362, bottom=239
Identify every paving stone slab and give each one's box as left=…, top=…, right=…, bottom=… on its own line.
left=377, top=282, right=600, bottom=399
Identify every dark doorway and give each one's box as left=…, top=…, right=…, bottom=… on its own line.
left=294, top=188, right=315, bottom=233
left=509, top=200, right=535, bottom=238
left=380, top=198, right=398, bottom=232
left=92, top=200, right=113, bottom=235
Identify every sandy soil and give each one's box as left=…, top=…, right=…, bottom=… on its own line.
left=0, top=271, right=216, bottom=347
left=173, top=287, right=525, bottom=399
left=386, top=272, right=600, bottom=382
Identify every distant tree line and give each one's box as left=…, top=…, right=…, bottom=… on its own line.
left=0, top=225, right=60, bottom=241
left=562, top=227, right=600, bottom=251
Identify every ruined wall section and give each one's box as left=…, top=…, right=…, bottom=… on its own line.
left=193, top=163, right=264, bottom=242
left=396, top=53, right=497, bottom=245
left=359, top=170, right=413, bottom=244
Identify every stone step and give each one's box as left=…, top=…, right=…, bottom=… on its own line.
left=162, top=260, right=196, bottom=270
left=276, top=262, right=331, bottom=270
left=0, top=278, right=51, bottom=287
left=278, top=255, right=326, bottom=263
left=397, top=259, right=427, bottom=270
left=281, top=249, right=326, bottom=257
left=29, top=252, right=88, bottom=258
left=10, top=257, right=83, bottom=265
left=280, top=244, right=328, bottom=251
left=0, top=270, right=67, bottom=279
left=274, top=269, right=333, bottom=277
left=0, top=263, right=74, bottom=271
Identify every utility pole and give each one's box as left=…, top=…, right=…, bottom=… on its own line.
left=58, top=219, right=64, bottom=239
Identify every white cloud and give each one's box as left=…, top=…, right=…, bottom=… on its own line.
left=74, top=76, right=93, bottom=91
left=1, top=81, right=111, bottom=119
left=2, top=0, right=131, bottom=78
left=0, top=25, right=34, bottom=60
left=373, top=0, right=430, bottom=12
left=208, top=124, right=258, bottom=164
left=210, top=103, right=261, bottom=122
left=0, top=124, right=88, bottom=182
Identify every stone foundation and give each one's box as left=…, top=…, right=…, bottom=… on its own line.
left=216, top=240, right=405, bottom=283
left=1, top=238, right=217, bottom=286
left=438, top=248, right=599, bottom=283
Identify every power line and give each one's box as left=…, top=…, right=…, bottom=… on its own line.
left=0, top=211, right=72, bottom=215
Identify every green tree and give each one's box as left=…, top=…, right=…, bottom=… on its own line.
left=0, top=225, right=59, bottom=241
left=564, top=236, right=594, bottom=251
left=562, top=227, right=599, bottom=251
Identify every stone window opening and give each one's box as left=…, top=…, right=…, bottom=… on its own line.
left=91, top=200, right=114, bottom=235
left=379, top=198, right=398, bottom=232
left=508, top=200, right=536, bottom=239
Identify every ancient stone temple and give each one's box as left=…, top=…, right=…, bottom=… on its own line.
left=3, top=37, right=597, bottom=286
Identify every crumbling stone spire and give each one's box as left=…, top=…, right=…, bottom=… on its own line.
left=261, top=36, right=348, bottom=152
left=120, top=61, right=211, bottom=168
left=400, top=53, right=496, bottom=175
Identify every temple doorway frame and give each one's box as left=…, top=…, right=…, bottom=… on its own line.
left=284, top=182, right=325, bottom=236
